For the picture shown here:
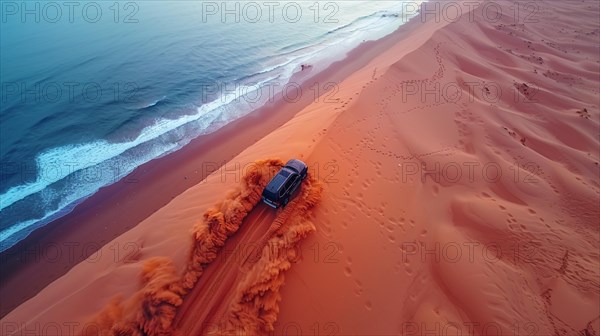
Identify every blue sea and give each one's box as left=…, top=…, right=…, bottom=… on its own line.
left=0, top=1, right=423, bottom=252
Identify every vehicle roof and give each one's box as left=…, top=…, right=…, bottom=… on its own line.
left=264, top=173, right=288, bottom=195
left=285, top=159, right=306, bottom=174
left=264, top=162, right=304, bottom=198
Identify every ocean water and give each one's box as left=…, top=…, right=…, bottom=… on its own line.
left=0, top=1, right=424, bottom=252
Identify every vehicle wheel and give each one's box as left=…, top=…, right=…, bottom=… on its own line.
left=282, top=197, right=289, bottom=207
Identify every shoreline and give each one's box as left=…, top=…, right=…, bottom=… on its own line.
left=0, top=14, right=424, bottom=318
left=2, top=0, right=599, bottom=333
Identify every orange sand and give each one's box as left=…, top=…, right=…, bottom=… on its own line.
left=2, top=0, right=599, bottom=335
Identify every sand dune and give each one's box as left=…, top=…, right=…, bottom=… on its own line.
left=1, top=0, right=599, bottom=335
left=195, top=174, right=322, bottom=335
left=78, top=159, right=322, bottom=336
left=273, top=1, right=599, bottom=335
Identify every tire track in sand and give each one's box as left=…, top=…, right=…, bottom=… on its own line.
left=173, top=203, right=277, bottom=335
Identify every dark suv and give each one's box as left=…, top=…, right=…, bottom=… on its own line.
left=262, top=159, right=308, bottom=208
